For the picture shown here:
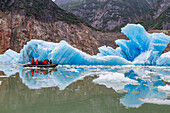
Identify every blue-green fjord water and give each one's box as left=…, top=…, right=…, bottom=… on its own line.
left=0, top=64, right=170, bottom=113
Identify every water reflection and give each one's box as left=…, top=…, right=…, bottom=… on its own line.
left=0, top=65, right=170, bottom=111
left=121, top=70, right=167, bottom=108
left=0, top=73, right=124, bottom=113
left=19, top=67, right=87, bottom=90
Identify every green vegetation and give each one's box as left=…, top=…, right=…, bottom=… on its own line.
left=59, top=0, right=169, bottom=31
left=60, top=0, right=157, bottom=31
left=0, top=0, right=86, bottom=24
left=137, top=6, right=170, bottom=30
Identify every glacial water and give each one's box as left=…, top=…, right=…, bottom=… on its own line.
left=0, top=64, right=170, bottom=113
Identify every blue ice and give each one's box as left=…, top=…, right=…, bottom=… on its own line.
left=19, top=40, right=131, bottom=65
left=0, top=24, right=170, bottom=66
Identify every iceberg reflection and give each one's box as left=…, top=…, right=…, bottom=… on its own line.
left=120, top=70, right=167, bottom=108
left=0, top=64, right=170, bottom=108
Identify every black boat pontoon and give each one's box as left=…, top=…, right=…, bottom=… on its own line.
left=23, top=63, right=58, bottom=68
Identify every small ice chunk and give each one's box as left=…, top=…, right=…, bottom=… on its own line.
left=158, top=85, right=170, bottom=92
left=0, top=49, right=20, bottom=63
left=139, top=98, right=170, bottom=105
left=157, top=51, right=170, bottom=66
left=93, top=72, right=137, bottom=92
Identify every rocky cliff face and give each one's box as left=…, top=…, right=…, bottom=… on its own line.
left=0, top=0, right=169, bottom=56
left=0, top=0, right=98, bottom=54
left=0, top=12, right=95, bottom=54
left=58, top=0, right=169, bottom=31
left=139, top=0, right=170, bottom=30
left=0, top=0, right=127, bottom=55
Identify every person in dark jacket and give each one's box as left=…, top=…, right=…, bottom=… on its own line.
left=50, top=59, right=52, bottom=64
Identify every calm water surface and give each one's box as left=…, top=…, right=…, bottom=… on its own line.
left=0, top=64, right=170, bottom=113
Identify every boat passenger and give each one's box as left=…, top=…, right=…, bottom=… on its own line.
left=40, top=60, right=44, bottom=65
left=50, top=60, right=52, bottom=64
left=47, top=59, right=49, bottom=64
left=44, top=60, right=47, bottom=64
left=36, top=60, right=39, bottom=65
left=31, top=58, right=35, bottom=65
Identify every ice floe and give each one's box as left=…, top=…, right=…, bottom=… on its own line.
left=0, top=24, right=169, bottom=66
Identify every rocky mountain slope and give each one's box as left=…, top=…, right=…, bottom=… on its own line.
left=57, top=0, right=170, bottom=31
left=54, top=0, right=84, bottom=5
left=0, top=0, right=127, bottom=55
left=0, top=0, right=169, bottom=56
left=138, top=0, right=170, bottom=30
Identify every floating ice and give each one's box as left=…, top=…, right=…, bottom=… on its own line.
left=1, top=64, right=169, bottom=108
left=19, top=40, right=131, bottom=65
left=0, top=24, right=169, bottom=66
left=139, top=98, right=170, bottom=105
left=156, top=51, right=170, bottom=66
left=93, top=72, right=137, bottom=92
left=120, top=24, right=169, bottom=60
left=133, top=50, right=159, bottom=65
left=18, top=24, right=170, bottom=65
left=158, top=85, right=170, bottom=92
left=0, top=49, right=20, bottom=63
left=0, top=64, right=20, bottom=77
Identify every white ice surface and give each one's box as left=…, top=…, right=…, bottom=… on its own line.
left=139, top=98, right=170, bottom=105
left=93, top=72, right=137, bottom=92
left=158, top=85, right=170, bottom=92
left=0, top=49, right=20, bottom=63
left=157, top=51, right=170, bottom=66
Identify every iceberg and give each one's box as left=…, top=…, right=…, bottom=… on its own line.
left=156, top=51, right=170, bottom=66
left=0, top=49, right=20, bottom=63
left=18, top=24, right=170, bottom=65
left=0, top=64, right=19, bottom=77
left=19, top=40, right=131, bottom=65
left=118, top=24, right=170, bottom=64
left=0, top=24, right=169, bottom=66
left=133, top=50, right=159, bottom=65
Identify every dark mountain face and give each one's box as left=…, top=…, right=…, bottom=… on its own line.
left=0, top=0, right=169, bottom=55
left=56, top=0, right=169, bottom=31
left=138, top=0, right=170, bottom=30
left=54, top=0, right=84, bottom=5
left=0, top=0, right=128, bottom=55
left=0, top=0, right=84, bottom=23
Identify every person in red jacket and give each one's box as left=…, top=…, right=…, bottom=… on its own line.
left=36, top=60, right=39, bottom=65
left=44, top=60, right=47, bottom=64
left=31, top=58, right=34, bottom=65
